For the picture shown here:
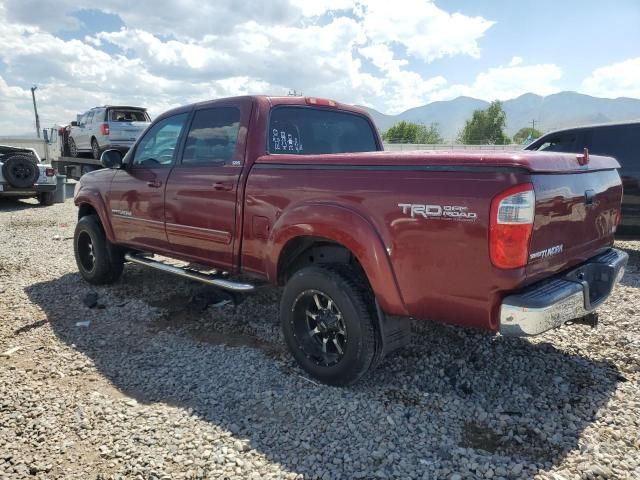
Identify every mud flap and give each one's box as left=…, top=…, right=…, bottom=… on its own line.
left=371, top=300, right=411, bottom=369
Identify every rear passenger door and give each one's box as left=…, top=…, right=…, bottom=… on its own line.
left=164, top=102, right=250, bottom=269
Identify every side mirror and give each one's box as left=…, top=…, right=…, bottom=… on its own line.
left=71, top=121, right=78, bottom=127
left=43, top=129, right=49, bottom=143
left=101, top=149, right=123, bottom=169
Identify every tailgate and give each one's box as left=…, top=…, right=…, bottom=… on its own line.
left=526, top=168, right=622, bottom=281
left=109, top=121, right=149, bottom=141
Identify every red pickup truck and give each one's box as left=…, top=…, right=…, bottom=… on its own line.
left=73, top=95, right=628, bottom=385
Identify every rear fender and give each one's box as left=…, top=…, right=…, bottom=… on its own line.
left=267, top=203, right=408, bottom=316
left=75, top=188, right=115, bottom=242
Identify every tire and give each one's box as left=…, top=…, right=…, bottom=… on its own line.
left=91, top=138, right=101, bottom=160
left=280, top=264, right=377, bottom=386
left=37, top=191, right=55, bottom=206
left=74, top=215, right=124, bottom=284
left=1, top=155, right=39, bottom=189
left=68, top=137, right=79, bottom=158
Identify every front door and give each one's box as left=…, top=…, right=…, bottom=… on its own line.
left=108, top=112, right=189, bottom=253
left=164, top=104, right=248, bottom=269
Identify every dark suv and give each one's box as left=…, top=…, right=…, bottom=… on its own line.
left=526, top=122, right=640, bottom=232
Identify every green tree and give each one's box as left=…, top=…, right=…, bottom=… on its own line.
left=457, top=100, right=510, bottom=145
left=383, top=121, right=443, bottom=144
left=513, top=127, right=542, bottom=145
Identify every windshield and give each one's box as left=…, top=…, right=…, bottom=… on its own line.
left=269, top=106, right=378, bottom=155
left=110, top=109, right=150, bottom=122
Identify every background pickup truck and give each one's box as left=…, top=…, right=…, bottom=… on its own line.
left=73, top=95, right=628, bottom=385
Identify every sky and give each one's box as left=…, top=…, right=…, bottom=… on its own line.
left=0, top=0, right=639, bottom=135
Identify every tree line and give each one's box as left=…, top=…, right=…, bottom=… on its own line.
left=381, top=101, right=542, bottom=145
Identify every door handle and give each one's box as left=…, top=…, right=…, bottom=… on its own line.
left=147, top=180, right=162, bottom=188
left=213, top=182, right=233, bottom=191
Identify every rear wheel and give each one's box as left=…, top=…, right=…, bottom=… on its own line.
left=280, top=265, right=377, bottom=385
left=69, top=137, right=79, bottom=158
left=91, top=138, right=101, bottom=159
left=74, top=215, right=124, bottom=284
left=37, top=191, right=55, bottom=206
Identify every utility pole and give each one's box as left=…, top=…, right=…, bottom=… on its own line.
left=531, top=119, right=536, bottom=131
left=31, top=86, right=41, bottom=138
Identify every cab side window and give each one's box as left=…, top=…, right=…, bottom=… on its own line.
left=132, top=113, right=189, bottom=168
left=182, top=107, right=241, bottom=166
left=537, top=133, right=578, bottom=152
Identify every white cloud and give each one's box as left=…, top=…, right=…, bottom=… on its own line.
left=431, top=60, right=563, bottom=102
left=0, top=0, right=501, bottom=133
left=509, top=56, right=523, bottom=67
left=357, top=0, right=494, bottom=62
left=359, top=43, right=446, bottom=113
left=582, top=57, right=640, bottom=99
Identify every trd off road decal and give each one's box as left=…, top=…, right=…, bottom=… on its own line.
left=398, top=203, right=478, bottom=221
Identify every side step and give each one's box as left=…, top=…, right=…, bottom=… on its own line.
left=124, top=253, right=255, bottom=292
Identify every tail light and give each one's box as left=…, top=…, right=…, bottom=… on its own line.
left=305, top=97, right=336, bottom=107
left=100, top=123, right=110, bottom=135
left=489, top=184, right=535, bottom=269
left=45, top=168, right=55, bottom=176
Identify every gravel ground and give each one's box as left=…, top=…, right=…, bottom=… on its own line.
left=1, top=196, right=639, bottom=480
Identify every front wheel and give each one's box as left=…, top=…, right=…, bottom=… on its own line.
left=280, top=265, right=377, bottom=386
left=74, top=215, right=124, bottom=284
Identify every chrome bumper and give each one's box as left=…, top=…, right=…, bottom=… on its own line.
left=500, top=248, right=628, bottom=336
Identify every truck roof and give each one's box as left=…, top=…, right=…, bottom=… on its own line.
left=159, top=95, right=367, bottom=120
left=88, top=105, right=148, bottom=111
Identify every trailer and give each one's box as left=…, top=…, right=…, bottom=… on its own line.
left=52, top=156, right=103, bottom=180
left=48, top=125, right=105, bottom=180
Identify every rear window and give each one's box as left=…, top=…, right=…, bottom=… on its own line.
left=109, top=109, right=150, bottom=122
left=268, top=106, right=378, bottom=155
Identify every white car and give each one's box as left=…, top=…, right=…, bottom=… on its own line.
left=0, top=145, right=57, bottom=205
left=67, top=105, right=151, bottom=159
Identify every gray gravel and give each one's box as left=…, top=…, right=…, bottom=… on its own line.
left=1, top=197, right=639, bottom=480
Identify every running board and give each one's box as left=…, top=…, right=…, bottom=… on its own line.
left=124, top=253, right=255, bottom=292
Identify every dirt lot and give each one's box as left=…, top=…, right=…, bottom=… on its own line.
left=1, top=197, right=639, bottom=480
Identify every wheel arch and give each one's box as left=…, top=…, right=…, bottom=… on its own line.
left=267, top=203, right=408, bottom=316
left=75, top=192, right=115, bottom=242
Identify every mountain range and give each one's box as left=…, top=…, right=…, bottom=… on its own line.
left=360, top=92, right=640, bottom=140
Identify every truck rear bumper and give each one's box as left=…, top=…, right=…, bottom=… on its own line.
left=499, top=248, right=628, bottom=336
left=0, top=183, right=56, bottom=195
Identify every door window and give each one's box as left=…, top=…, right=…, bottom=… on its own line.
left=535, top=132, right=580, bottom=153
left=182, top=107, right=241, bottom=166
left=131, top=113, right=189, bottom=168
left=86, top=111, right=95, bottom=124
